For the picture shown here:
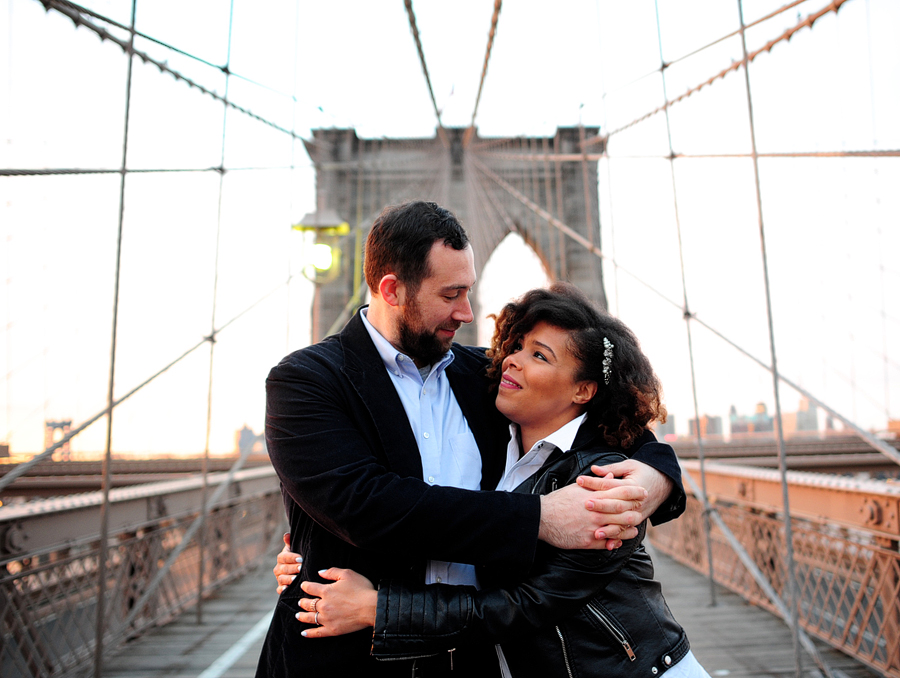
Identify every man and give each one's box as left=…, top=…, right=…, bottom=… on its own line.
left=256, top=201, right=684, bottom=677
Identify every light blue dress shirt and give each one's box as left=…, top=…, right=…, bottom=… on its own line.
left=360, top=309, right=481, bottom=587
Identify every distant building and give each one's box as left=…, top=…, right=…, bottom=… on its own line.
left=782, top=397, right=819, bottom=435
left=688, top=414, right=722, bottom=437
left=44, top=420, right=72, bottom=461
left=796, top=397, right=818, bottom=431
left=888, top=419, right=900, bottom=437
left=0, top=443, right=8, bottom=458
left=653, top=416, right=676, bottom=440
left=235, top=425, right=266, bottom=455
left=729, top=403, right=774, bottom=435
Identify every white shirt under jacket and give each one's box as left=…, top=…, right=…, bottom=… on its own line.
left=360, top=308, right=481, bottom=588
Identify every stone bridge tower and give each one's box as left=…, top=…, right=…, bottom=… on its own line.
left=302, top=126, right=607, bottom=345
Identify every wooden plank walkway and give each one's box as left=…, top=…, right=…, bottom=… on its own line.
left=100, top=548, right=882, bottom=678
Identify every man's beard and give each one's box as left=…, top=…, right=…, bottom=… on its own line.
left=398, top=295, right=459, bottom=366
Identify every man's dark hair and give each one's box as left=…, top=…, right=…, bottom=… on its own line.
left=364, top=201, right=469, bottom=295
left=487, top=282, right=667, bottom=449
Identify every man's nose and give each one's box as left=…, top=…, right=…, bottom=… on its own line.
left=452, top=296, right=474, bottom=324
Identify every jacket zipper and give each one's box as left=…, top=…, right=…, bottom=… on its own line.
left=530, top=474, right=559, bottom=494
left=555, top=626, right=575, bottom=678
left=586, top=602, right=636, bottom=661
left=375, top=649, right=455, bottom=668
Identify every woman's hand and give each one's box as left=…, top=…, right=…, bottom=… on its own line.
left=274, top=533, right=302, bottom=594
left=297, top=568, right=378, bottom=638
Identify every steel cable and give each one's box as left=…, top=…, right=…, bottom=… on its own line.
left=0, top=276, right=294, bottom=494
left=403, top=0, right=447, bottom=145
left=38, top=0, right=305, bottom=141
left=471, top=152, right=900, bottom=469
left=39, top=0, right=299, bottom=101
left=586, top=0, right=851, bottom=147
left=467, top=0, right=502, bottom=138
left=604, top=0, right=810, bottom=100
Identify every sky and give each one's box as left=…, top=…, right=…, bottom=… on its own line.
left=1, top=0, right=899, bottom=458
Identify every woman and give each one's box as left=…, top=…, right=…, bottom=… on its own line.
left=287, top=284, right=708, bottom=678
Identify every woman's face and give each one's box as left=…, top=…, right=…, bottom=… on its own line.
left=495, top=321, right=597, bottom=435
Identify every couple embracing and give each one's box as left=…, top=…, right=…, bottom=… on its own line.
left=257, top=201, right=709, bottom=678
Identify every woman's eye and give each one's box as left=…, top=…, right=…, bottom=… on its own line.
left=534, top=351, right=547, bottom=362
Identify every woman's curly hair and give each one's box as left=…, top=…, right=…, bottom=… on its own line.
left=486, top=282, right=667, bottom=449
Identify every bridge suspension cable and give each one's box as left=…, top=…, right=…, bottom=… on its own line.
left=0, top=276, right=295, bottom=495
left=40, top=0, right=298, bottom=101
left=604, top=0, right=810, bottom=100
left=467, top=152, right=900, bottom=470
left=585, top=0, right=851, bottom=147
left=465, top=0, right=502, bottom=146
left=39, top=0, right=306, bottom=141
left=403, top=0, right=448, bottom=146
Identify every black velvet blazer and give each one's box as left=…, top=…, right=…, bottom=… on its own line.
left=256, top=310, right=540, bottom=676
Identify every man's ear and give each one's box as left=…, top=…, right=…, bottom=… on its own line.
left=573, top=380, right=598, bottom=405
left=378, top=274, right=405, bottom=307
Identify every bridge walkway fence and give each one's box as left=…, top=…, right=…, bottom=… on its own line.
left=0, top=465, right=284, bottom=678
left=650, top=461, right=900, bottom=678
left=89, top=538, right=881, bottom=678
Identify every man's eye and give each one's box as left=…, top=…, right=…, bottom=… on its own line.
left=444, top=294, right=459, bottom=300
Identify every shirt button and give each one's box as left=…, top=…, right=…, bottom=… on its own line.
left=428, top=476, right=435, bottom=483
left=423, top=432, right=430, bottom=439
left=436, top=577, right=442, bottom=583
left=651, top=668, right=658, bottom=675
left=664, top=656, right=672, bottom=666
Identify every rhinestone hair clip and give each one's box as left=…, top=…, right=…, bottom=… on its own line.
left=602, top=337, right=615, bottom=385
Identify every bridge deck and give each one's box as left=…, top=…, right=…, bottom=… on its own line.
left=100, top=547, right=881, bottom=678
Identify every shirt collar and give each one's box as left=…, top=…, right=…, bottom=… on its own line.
left=360, top=307, right=455, bottom=378
left=509, top=412, right=587, bottom=457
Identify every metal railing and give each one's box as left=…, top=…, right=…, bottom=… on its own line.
left=0, top=469, right=284, bottom=678
left=650, top=462, right=900, bottom=678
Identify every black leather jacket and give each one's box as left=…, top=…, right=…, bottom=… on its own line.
left=371, top=426, right=690, bottom=678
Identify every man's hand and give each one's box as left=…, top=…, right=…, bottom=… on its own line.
left=538, top=474, right=646, bottom=550
left=274, top=532, right=302, bottom=594
left=589, top=459, right=674, bottom=522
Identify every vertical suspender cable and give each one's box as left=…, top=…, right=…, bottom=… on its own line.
left=197, top=0, right=236, bottom=625
left=865, top=0, right=891, bottom=421
left=600, top=102, right=620, bottom=312
left=541, top=136, right=558, bottom=279
left=286, top=0, right=301, bottom=353
left=736, top=0, right=801, bottom=673
left=553, top=129, right=567, bottom=279
left=577, top=122, right=600, bottom=291
left=354, top=141, right=365, bottom=297
left=652, top=0, right=717, bottom=606
left=94, top=1, right=137, bottom=675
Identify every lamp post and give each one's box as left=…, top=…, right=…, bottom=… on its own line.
left=292, top=208, right=350, bottom=341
